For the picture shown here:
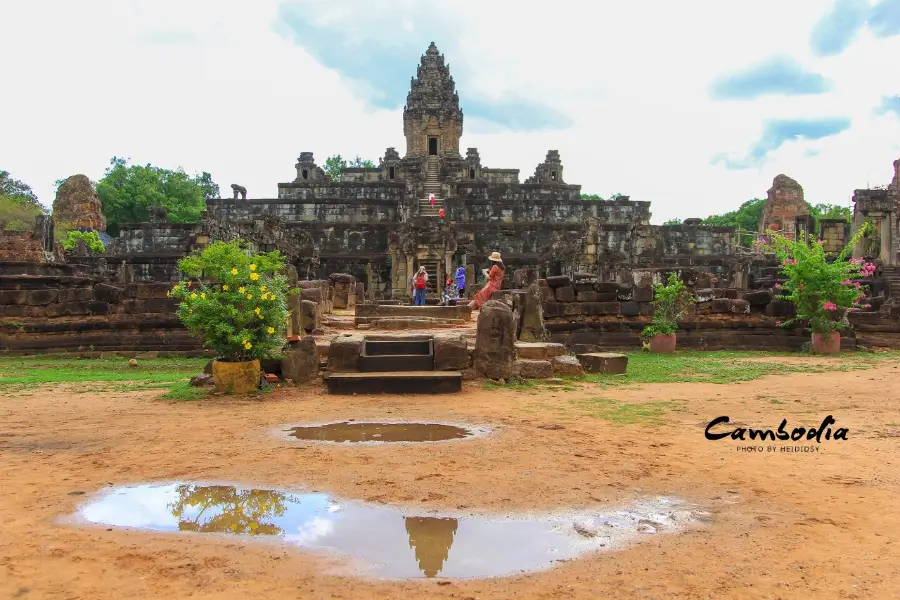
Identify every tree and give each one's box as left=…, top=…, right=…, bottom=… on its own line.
left=808, top=203, right=852, bottom=233
left=323, top=154, right=377, bottom=181
left=580, top=192, right=627, bottom=201
left=0, top=170, right=46, bottom=231
left=662, top=218, right=682, bottom=225
left=95, top=157, right=217, bottom=235
left=63, top=231, right=104, bottom=253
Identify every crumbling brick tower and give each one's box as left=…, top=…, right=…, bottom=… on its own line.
left=402, top=42, right=463, bottom=160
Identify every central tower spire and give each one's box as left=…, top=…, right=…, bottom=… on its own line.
left=402, top=42, right=463, bottom=159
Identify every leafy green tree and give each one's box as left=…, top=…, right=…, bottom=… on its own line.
left=662, top=218, right=682, bottom=225
left=580, top=193, right=604, bottom=200
left=95, top=157, right=218, bottom=235
left=323, top=154, right=376, bottom=181
left=63, top=231, right=104, bottom=253
left=0, top=170, right=46, bottom=231
left=808, top=203, right=851, bottom=233
left=168, top=484, right=289, bottom=535
left=641, top=273, right=693, bottom=338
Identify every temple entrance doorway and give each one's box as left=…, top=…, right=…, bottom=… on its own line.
left=428, top=137, right=438, bottom=156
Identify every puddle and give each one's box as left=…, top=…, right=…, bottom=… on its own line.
left=285, top=421, right=484, bottom=444
left=74, top=482, right=708, bottom=579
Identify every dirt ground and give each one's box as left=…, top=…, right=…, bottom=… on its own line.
left=2, top=358, right=900, bottom=599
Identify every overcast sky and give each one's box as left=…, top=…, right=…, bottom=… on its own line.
left=3, top=0, right=899, bottom=223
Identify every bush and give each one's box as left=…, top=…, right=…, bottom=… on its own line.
left=641, top=273, right=693, bottom=338
left=171, top=241, right=294, bottom=362
left=62, top=230, right=105, bottom=253
left=766, top=227, right=872, bottom=334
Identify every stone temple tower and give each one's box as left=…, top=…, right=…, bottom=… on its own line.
left=403, top=42, right=463, bottom=159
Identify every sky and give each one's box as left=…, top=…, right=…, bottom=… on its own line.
left=2, top=0, right=899, bottom=224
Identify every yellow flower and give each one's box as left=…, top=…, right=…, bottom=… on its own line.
left=244, top=342, right=252, bottom=350
left=190, top=293, right=197, bottom=299
left=222, top=284, right=228, bottom=291
left=247, top=294, right=253, bottom=300
left=250, top=264, right=257, bottom=271
left=267, top=327, right=275, bottom=334
left=231, top=268, right=238, bottom=275
left=238, top=287, right=245, bottom=294
left=258, top=314, right=264, bottom=319
left=250, top=272, right=259, bottom=281
left=200, top=293, right=206, bottom=299
left=259, top=285, right=266, bottom=292
left=254, top=307, right=261, bottom=314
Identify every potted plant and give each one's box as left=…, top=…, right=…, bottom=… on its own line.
left=641, top=273, right=693, bottom=353
left=171, top=240, right=293, bottom=393
left=767, top=227, right=872, bottom=355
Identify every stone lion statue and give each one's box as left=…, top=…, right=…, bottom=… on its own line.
left=148, top=205, right=168, bottom=223
left=231, top=184, right=247, bottom=200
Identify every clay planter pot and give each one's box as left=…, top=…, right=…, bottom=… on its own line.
left=211, top=359, right=261, bottom=394
left=811, top=333, right=840, bottom=355
left=649, top=334, right=677, bottom=353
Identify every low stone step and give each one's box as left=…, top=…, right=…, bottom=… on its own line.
left=364, top=339, right=432, bottom=356
left=359, top=354, right=434, bottom=372
left=325, top=371, right=462, bottom=394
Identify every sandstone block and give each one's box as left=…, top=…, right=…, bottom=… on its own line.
left=695, top=288, right=715, bottom=302
left=93, top=283, right=124, bottom=304
left=724, top=288, right=739, bottom=299
left=743, top=290, right=773, bottom=306
left=577, top=291, right=599, bottom=302
left=327, top=334, right=363, bottom=372
left=577, top=352, right=628, bottom=374
left=515, top=342, right=566, bottom=360
left=520, top=282, right=549, bottom=342
left=563, top=302, right=585, bottom=316
left=545, top=275, right=571, bottom=289
left=300, top=288, right=323, bottom=303
left=712, top=298, right=732, bottom=313
left=765, top=299, right=796, bottom=318
left=599, top=302, right=621, bottom=315
left=633, top=285, right=654, bottom=302
left=574, top=281, right=594, bottom=293
left=617, top=284, right=633, bottom=300
left=551, top=355, right=584, bottom=376
left=594, top=282, right=619, bottom=294
left=434, top=333, right=468, bottom=370
left=542, top=302, right=564, bottom=318
left=620, top=301, right=640, bottom=316
left=555, top=285, right=575, bottom=302
left=514, top=359, right=553, bottom=379
left=301, top=299, right=320, bottom=333
left=474, top=300, right=516, bottom=379
left=514, top=269, right=538, bottom=288
left=282, top=336, right=319, bottom=383
left=538, top=280, right=555, bottom=303
left=26, top=289, right=57, bottom=305
left=730, top=299, right=750, bottom=314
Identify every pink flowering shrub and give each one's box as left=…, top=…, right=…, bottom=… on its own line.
left=765, top=226, right=872, bottom=334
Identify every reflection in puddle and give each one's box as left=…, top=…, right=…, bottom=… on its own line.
left=286, top=422, right=475, bottom=443
left=77, top=483, right=706, bottom=579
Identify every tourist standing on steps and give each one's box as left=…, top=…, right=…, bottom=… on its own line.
left=412, top=266, right=428, bottom=306
left=468, top=251, right=504, bottom=311
left=455, top=266, right=467, bottom=298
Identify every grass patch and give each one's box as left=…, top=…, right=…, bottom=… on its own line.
left=571, top=350, right=900, bottom=387
left=0, top=356, right=207, bottom=396
left=570, top=397, right=677, bottom=425
left=159, top=382, right=208, bottom=402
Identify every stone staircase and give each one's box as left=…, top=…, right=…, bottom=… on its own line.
left=326, top=335, right=461, bottom=394
left=419, top=156, right=443, bottom=217
left=882, top=266, right=900, bottom=298
left=418, top=259, right=439, bottom=294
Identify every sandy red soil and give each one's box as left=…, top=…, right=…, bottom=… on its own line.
left=1, top=358, right=900, bottom=599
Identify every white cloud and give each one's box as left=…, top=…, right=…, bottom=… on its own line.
left=2, top=0, right=899, bottom=223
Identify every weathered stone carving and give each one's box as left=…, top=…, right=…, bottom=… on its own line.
left=148, top=205, right=168, bottom=223
left=231, top=184, right=247, bottom=200
left=473, top=300, right=515, bottom=379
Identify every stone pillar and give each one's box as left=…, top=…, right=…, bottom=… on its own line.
left=852, top=211, right=866, bottom=259
left=406, top=255, right=415, bottom=299
left=881, top=216, right=892, bottom=265
left=473, top=300, right=515, bottom=379
left=366, top=262, right=375, bottom=301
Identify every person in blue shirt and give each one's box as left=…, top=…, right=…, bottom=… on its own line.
left=455, top=266, right=467, bottom=298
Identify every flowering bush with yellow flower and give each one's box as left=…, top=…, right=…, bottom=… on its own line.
left=170, top=240, right=294, bottom=362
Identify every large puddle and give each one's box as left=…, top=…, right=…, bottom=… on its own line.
left=286, top=422, right=478, bottom=443
left=75, top=482, right=708, bottom=579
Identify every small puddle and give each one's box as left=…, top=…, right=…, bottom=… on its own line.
left=285, top=421, right=483, bottom=444
left=74, top=482, right=708, bottom=579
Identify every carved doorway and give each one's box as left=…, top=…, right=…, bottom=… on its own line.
left=428, top=137, right=438, bottom=156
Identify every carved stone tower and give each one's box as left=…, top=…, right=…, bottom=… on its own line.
left=403, top=42, right=463, bottom=159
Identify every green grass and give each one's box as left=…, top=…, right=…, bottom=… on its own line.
left=571, top=350, right=900, bottom=386
left=570, top=397, right=678, bottom=425
left=159, top=382, right=209, bottom=402
left=0, top=356, right=208, bottom=397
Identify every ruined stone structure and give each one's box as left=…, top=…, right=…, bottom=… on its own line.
left=759, top=175, right=811, bottom=241
left=208, top=42, right=737, bottom=300
left=53, top=175, right=107, bottom=233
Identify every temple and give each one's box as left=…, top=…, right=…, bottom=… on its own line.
left=205, top=42, right=659, bottom=298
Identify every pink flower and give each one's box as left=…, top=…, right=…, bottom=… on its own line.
left=775, top=321, right=782, bottom=326
left=823, top=302, right=838, bottom=310
left=783, top=258, right=797, bottom=266
left=841, top=280, right=851, bottom=285
left=775, top=283, right=782, bottom=288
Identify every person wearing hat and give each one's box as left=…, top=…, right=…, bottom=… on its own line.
left=468, top=251, right=504, bottom=311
